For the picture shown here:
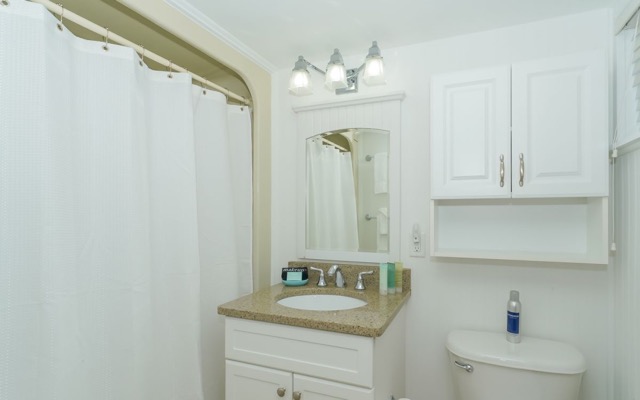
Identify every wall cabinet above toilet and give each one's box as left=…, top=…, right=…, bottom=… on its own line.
left=430, top=50, right=608, bottom=199
left=429, top=50, right=609, bottom=264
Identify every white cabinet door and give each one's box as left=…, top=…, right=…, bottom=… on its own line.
left=226, top=360, right=292, bottom=400
left=294, top=374, right=374, bottom=400
left=511, top=50, right=608, bottom=197
left=431, top=65, right=511, bottom=199
left=225, top=361, right=375, bottom=400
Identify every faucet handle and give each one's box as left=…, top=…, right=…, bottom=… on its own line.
left=309, top=266, right=327, bottom=287
left=355, top=271, right=374, bottom=291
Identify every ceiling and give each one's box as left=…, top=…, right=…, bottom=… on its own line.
left=169, top=0, right=615, bottom=71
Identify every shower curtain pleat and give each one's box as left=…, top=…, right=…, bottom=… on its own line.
left=227, top=105, right=254, bottom=297
left=0, top=1, right=252, bottom=399
left=192, top=90, right=253, bottom=400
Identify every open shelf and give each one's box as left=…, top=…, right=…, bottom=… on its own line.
left=430, top=197, right=608, bottom=265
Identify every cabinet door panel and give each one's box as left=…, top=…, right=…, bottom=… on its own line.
left=226, top=360, right=292, bottom=400
left=512, top=50, right=608, bottom=197
left=294, top=374, right=374, bottom=400
left=431, top=65, right=511, bottom=199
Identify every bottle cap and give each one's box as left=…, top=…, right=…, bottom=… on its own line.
left=510, top=290, right=519, bottom=301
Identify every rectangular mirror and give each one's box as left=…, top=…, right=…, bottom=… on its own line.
left=306, top=128, right=389, bottom=252
left=294, top=93, right=404, bottom=263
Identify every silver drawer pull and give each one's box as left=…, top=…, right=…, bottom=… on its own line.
left=519, top=153, right=524, bottom=187
left=277, top=387, right=286, bottom=397
left=499, top=154, right=505, bottom=187
left=293, top=391, right=302, bottom=400
left=454, top=360, right=474, bottom=373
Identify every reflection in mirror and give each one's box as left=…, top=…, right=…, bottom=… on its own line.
left=306, top=128, right=389, bottom=253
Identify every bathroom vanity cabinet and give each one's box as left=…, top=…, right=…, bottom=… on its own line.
left=429, top=50, right=609, bottom=264
left=224, top=311, right=405, bottom=400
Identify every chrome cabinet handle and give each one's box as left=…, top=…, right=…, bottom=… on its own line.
left=276, top=387, right=286, bottom=397
left=454, top=360, right=474, bottom=373
left=499, top=154, right=505, bottom=187
left=518, top=153, right=524, bottom=187
left=293, top=391, right=302, bottom=400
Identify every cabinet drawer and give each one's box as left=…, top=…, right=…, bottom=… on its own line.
left=225, top=318, right=374, bottom=387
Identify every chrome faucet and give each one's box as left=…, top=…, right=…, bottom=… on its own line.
left=327, top=264, right=346, bottom=288
left=309, top=266, right=327, bottom=287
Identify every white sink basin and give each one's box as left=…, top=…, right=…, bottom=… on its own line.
left=277, top=294, right=367, bottom=311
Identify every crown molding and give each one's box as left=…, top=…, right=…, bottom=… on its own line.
left=164, top=0, right=277, bottom=73
left=292, top=91, right=406, bottom=113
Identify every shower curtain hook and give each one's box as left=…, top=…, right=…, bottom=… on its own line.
left=167, top=61, right=173, bottom=79
left=56, top=4, right=64, bottom=31
left=102, top=28, right=110, bottom=51
left=201, top=82, right=207, bottom=95
left=138, top=46, right=145, bottom=67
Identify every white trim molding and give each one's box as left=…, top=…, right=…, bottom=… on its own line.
left=618, top=136, right=640, bottom=155
left=616, top=0, right=640, bottom=33
left=292, top=91, right=406, bottom=113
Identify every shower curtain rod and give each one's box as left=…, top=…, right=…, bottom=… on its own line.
left=28, top=0, right=251, bottom=106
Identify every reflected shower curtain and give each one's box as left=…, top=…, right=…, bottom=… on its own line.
left=0, top=1, right=252, bottom=400
left=306, top=139, right=359, bottom=251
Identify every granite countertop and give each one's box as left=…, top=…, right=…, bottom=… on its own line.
left=218, top=263, right=411, bottom=337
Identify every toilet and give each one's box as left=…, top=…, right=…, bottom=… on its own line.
left=446, top=330, right=586, bottom=400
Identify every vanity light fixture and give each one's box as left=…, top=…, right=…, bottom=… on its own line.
left=288, top=41, right=386, bottom=96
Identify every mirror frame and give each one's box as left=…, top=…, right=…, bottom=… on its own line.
left=293, top=92, right=405, bottom=263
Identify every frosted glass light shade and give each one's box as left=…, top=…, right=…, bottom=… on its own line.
left=289, top=55, right=313, bottom=96
left=325, top=49, right=348, bottom=90
left=363, top=41, right=385, bottom=86
left=289, top=69, right=312, bottom=95
left=325, top=64, right=347, bottom=89
left=363, top=57, right=385, bottom=85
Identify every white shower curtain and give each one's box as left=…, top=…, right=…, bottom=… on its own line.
left=0, top=1, right=252, bottom=400
left=306, top=139, right=359, bottom=251
left=192, top=92, right=253, bottom=400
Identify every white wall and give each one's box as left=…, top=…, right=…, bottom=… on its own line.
left=271, top=9, right=613, bottom=400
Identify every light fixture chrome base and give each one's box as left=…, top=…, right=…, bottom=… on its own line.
left=336, top=68, right=359, bottom=95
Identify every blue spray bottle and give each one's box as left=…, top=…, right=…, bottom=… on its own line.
left=506, top=290, right=521, bottom=343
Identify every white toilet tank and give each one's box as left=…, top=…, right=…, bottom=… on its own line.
left=446, top=330, right=586, bottom=400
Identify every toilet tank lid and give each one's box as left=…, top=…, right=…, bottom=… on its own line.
left=446, top=330, right=586, bottom=374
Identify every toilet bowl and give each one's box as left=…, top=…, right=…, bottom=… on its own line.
left=446, top=330, right=586, bottom=400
